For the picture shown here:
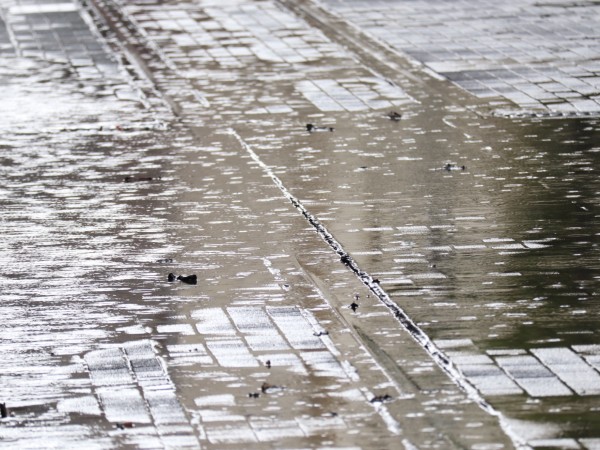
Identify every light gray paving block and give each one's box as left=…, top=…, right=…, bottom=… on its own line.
left=531, top=348, right=600, bottom=395
left=193, top=307, right=237, bottom=335
left=267, top=306, right=325, bottom=350
left=528, top=438, right=580, bottom=449
left=244, top=334, right=290, bottom=351
left=572, top=345, right=600, bottom=374
left=206, top=338, right=259, bottom=367
left=434, top=338, right=474, bottom=349
left=296, top=415, right=347, bottom=434
left=296, top=78, right=410, bottom=112
left=573, top=345, right=600, bottom=356
left=456, top=361, right=523, bottom=396
left=496, top=355, right=572, bottom=397
left=145, top=389, right=189, bottom=425
left=228, top=307, right=271, bottom=331
left=85, top=348, right=133, bottom=386
left=467, top=374, right=524, bottom=396
left=157, top=323, right=196, bottom=335
left=580, top=438, right=600, bottom=450
left=227, top=306, right=287, bottom=351
left=205, top=424, right=258, bottom=444
left=160, top=434, right=201, bottom=448
left=297, top=86, right=345, bottom=112
left=300, top=351, right=346, bottom=378
left=124, top=340, right=169, bottom=386
left=97, top=386, right=151, bottom=423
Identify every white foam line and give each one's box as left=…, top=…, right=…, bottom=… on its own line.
left=231, top=129, right=528, bottom=449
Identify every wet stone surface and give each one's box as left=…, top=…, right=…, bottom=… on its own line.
left=319, top=0, right=600, bottom=118
left=1, top=0, right=600, bottom=449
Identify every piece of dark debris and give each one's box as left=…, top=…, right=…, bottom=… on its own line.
left=370, top=394, right=393, bottom=403
left=444, top=163, right=466, bottom=171
left=313, top=330, right=329, bottom=336
left=306, top=123, right=334, bottom=133
left=177, top=274, right=197, bottom=285
left=261, top=382, right=283, bottom=394
left=124, top=176, right=161, bottom=183
left=387, top=111, right=402, bottom=121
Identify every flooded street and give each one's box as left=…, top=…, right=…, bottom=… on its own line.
left=1, top=0, right=599, bottom=448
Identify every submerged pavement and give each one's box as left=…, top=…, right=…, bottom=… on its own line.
left=0, top=0, right=599, bottom=449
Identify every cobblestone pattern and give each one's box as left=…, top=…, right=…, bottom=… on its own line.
left=434, top=340, right=600, bottom=449
left=120, top=0, right=413, bottom=116
left=0, top=0, right=120, bottom=79
left=161, top=304, right=378, bottom=445
left=297, top=77, right=410, bottom=112
left=435, top=339, right=600, bottom=398
left=84, top=341, right=201, bottom=448
left=319, top=0, right=600, bottom=117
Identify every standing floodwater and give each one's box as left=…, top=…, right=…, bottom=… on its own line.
left=1, top=0, right=600, bottom=448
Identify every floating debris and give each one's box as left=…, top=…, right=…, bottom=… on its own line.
left=370, top=394, right=393, bottom=403
left=387, top=111, right=402, bottom=121
left=261, top=382, right=283, bottom=393
left=306, top=123, right=334, bottom=133
left=168, top=273, right=198, bottom=284
left=444, top=163, right=466, bottom=171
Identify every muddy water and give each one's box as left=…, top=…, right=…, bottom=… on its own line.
left=239, top=101, right=600, bottom=439
left=2, top=0, right=600, bottom=447
left=0, top=55, right=515, bottom=449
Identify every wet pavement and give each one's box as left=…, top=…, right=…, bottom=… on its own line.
left=0, top=0, right=599, bottom=449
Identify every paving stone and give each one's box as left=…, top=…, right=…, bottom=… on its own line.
left=320, top=0, right=600, bottom=116
left=531, top=348, right=600, bottom=396
left=205, top=338, right=260, bottom=367
left=267, top=306, right=326, bottom=350
left=495, top=355, right=572, bottom=397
